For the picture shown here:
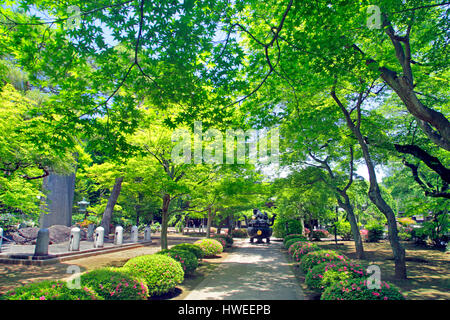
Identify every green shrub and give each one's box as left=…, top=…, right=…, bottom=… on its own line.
left=305, top=260, right=367, bottom=292
left=209, top=236, right=226, bottom=249
left=283, top=234, right=306, bottom=245
left=123, top=254, right=184, bottom=296
left=398, top=232, right=412, bottom=241
left=414, top=215, right=449, bottom=248
left=284, top=237, right=307, bottom=250
left=366, top=223, right=384, bottom=242
left=311, top=229, right=330, bottom=240
left=80, top=267, right=148, bottom=300
left=300, top=250, right=347, bottom=274
left=273, top=219, right=303, bottom=238
left=156, top=249, right=198, bottom=274
left=211, top=234, right=233, bottom=247
left=231, top=228, right=248, bottom=238
left=194, top=239, right=223, bottom=257
left=287, top=240, right=312, bottom=256
left=1, top=280, right=102, bottom=300
left=335, top=220, right=353, bottom=240
left=170, top=243, right=204, bottom=259
left=321, top=279, right=405, bottom=300
left=290, top=242, right=320, bottom=262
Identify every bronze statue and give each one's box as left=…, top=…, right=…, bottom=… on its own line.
left=245, top=209, right=276, bottom=243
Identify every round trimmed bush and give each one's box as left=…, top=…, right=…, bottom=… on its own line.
left=210, top=236, right=226, bottom=249
left=170, top=243, right=203, bottom=259
left=194, top=239, right=223, bottom=257
left=290, top=242, right=320, bottom=262
left=305, top=260, right=367, bottom=292
left=300, top=250, right=347, bottom=274
left=285, top=238, right=307, bottom=250
left=80, top=267, right=148, bottom=300
left=156, top=249, right=198, bottom=274
left=211, top=234, right=233, bottom=247
left=122, top=254, right=184, bottom=296
left=283, top=234, right=306, bottom=245
left=288, top=241, right=318, bottom=257
left=321, top=279, right=405, bottom=300
left=1, top=280, right=102, bottom=300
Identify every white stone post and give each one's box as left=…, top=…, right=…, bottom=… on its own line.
left=68, top=227, right=81, bottom=251
left=0, top=227, right=3, bottom=252
left=94, top=226, right=104, bottom=248
left=34, top=228, right=50, bottom=256
left=131, top=225, right=138, bottom=243
left=114, top=226, right=123, bottom=245
left=144, top=226, right=152, bottom=242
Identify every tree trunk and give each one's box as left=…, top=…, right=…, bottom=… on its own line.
left=356, top=131, right=406, bottom=277
left=337, top=192, right=365, bottom=259
left=206, top=207, right=214, bottom=238
left=227, top=215, right=234, bottom=235
left=160, top=193, right=171, bottom=250
left=332, top=90, right=407, bottom=279
left=100, top=176, right=124, bottom=236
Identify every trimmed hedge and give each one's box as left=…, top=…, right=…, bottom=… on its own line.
left=284, top=238, right=307, bottom=250
left=80, top=267, right=148, bottom=300
left=170, top=243, right=203, bottom=259
left=283, top=234, right=306, bottom=245
left=321, top=279, right=405, bottom=300
left=305, top=260, right=367, bottom=292
left=211, top=234, right=233, bottom=247
left=300, top=250, right=347, bottom=273
left=291, top=242, right=320, bottom=262
left=123, top=254, right=184, bottom=296
left=1, top=280, right=102, bottom=300
left=156, top=249, right=198, bottom=274
left=194, top=239, right=223, bottom=257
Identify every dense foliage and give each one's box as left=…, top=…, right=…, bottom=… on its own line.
left=123, top=254, right=184, bottom=296
left=194, top=239, right=223, bottom=257
left=321, top=279, right=405, bottom=300
left=80, top=267, right=149, bottom=300
left=156, top=249, right=199, bottom=274
left=1, top=280, right=102, bottom=300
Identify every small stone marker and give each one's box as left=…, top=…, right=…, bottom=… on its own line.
left=94, top=226, right=104, bottom=248
left=68, top=227, right=81, bottom=251
left=114, top=226, right=123, bottom=245
left=144, top=225, right=152, bottom=242
left=131, top=225, right=138, bottom=243
left=34, top=228, right=50, bottom=256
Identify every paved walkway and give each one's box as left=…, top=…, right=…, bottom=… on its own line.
left=184, top=240, right=304, bottom=300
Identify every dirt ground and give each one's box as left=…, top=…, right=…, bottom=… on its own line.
left=286, top=239, right=450, bottom=300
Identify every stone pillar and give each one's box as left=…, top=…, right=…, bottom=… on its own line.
left=34, top=228, right=50, bottom=256
left=144, top=226, right=152, bottom=242
left=68, top=227, right=81, bottom=251
left=94, top=227, right=104, bottom=248
left=114, top=226, right=123, bottom=245
left=131, top=226, right=138, bottom=243
left=40, top=171, right=76, bottom=228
